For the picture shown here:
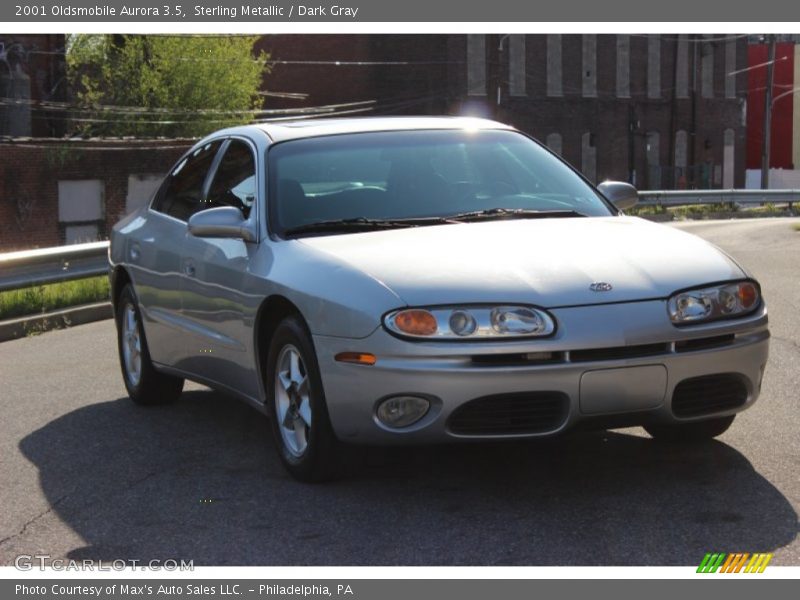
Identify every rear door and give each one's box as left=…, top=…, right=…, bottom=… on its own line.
left=133, top=139, right=223, bottom=367
left=178, top=137, right=263, bottom=399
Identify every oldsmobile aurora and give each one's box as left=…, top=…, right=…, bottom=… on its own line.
left=110, top=117, right=770, bottom=481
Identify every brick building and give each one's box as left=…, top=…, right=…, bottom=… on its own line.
left=0, top=139, right=189, bottom=251
left=259, top=34, right=750, bottom=189
left=0, top=34, right=752, bottom=252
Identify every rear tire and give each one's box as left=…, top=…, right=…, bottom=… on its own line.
left=644, top=415, right=735, bottom=442
left=116, top=284, right=184, bottom=405
left=265, top=315, right=342, bottom=482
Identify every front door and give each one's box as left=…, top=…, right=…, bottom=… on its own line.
left=178, top=139, right=262, bottom=400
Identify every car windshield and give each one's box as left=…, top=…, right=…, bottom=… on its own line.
left=269, top=129, right=614, bottom=235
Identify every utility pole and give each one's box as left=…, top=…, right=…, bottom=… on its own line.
left=761, top=35, right=776, bottom=189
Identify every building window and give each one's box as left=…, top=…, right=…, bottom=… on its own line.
left=723, top=129, right=735, bottom=188
left=646, top=131, right=661, bottom=189
left=674, top=130, right=688, bottom=188
left=581, top=132, right=597, bottom=183
left=467, top=35, right=486, bottom=96
left=58, top=180, right=105, bottom=244
left=582, top=35, right=597, bottom=98
left=545, top=133, right=562, bottom=156
left=616, top=35, right=630, bottom=98
left=547, top=34, right=563, bottom=97
left=508, top=35, right=526, bottom=97
left=701, top=39, right=714, bottom=99
left=725, top=40, right=737, bottom=99
left=676, top=35, right=689, bottom=99
left=648, top=35, right=661, bottom=99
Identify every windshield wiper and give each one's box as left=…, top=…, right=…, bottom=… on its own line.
left=283, top=216, right=456, bottom=236
left=445, top=208, right=588, bottom=222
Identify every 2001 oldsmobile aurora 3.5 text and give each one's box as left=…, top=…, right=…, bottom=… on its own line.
left=110, top=117, right=769, bottom=481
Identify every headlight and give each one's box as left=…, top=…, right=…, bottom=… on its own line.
left=668, top=281, right=760, bottom=325
left=384, top=305, right=556, bottom=340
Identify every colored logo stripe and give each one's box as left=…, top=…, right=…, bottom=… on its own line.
left=697, top=553, right=726, bottom=573
left=698, top=552, right=773, bottom=573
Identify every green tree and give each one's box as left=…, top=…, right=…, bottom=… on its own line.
left=67, top=35, right=269, bottom=137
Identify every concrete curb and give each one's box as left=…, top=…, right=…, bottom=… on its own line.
left=0, top=301, right=112, bottom=343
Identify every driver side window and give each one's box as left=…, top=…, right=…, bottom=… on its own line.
left=154, top=140, right=223, bottom=221
left=205, top=140, right=256, bottom=219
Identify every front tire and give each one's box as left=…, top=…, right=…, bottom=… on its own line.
left=266, top=315, right=341, bottom=482
left=644, top=415, right=735, bottom=442
left=116, top=284, right=184, bottom=405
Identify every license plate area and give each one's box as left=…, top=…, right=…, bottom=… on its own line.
left=579, top=365, right=667, bottom=415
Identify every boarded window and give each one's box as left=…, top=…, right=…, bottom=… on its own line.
left=545, top=133, right=563, bottom=157
left=581, top=132, right=597, bottom=183
left=616, top=35, right=630, bottom=98
left=58, top=179, right=104, bottom=245
left=648, top=35, right=661, bottom=99
left=582, top=35, right=597, bottom=98
left=467, top=35, right=487, bottom=96
left=723, top=129, right=735, bottom=188
left=547, top=35, right=563, bottom=97
left=509, top=35, right=526, bottom=97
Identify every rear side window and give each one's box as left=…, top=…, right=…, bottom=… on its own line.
left=205, top=140, right=256, bottom=219
left=153, top=140, right=222, bottom=221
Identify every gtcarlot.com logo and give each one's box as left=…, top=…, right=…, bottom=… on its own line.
left=14, top=554, right=193, bottom=571
left=697, top=552, right=773, bottom=573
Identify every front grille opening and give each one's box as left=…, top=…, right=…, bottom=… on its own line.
left=470, top=351, right=564, bottom=367
left=671, top=373, right=748, bottom=418
left=675, top=334, right=736, bottom=353
left=448, top=392, right=569, bottom=435
left=569, top=342, right=669, bottom=362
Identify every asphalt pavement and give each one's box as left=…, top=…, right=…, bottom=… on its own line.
left=1, top=217, right=798, bottom=566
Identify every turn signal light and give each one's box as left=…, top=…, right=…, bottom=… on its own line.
left=392, top=309, right=438, bottom=336
left=738, top=282, right=758, bottom=309
left=334, top=352, right=377, bottom=366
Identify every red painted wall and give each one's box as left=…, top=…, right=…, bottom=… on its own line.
left=747, top=42, right=795, bottom=169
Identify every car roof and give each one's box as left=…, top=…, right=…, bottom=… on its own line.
left=220, top=116, right=515, bottom=143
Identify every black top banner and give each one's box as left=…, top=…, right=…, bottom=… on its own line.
left=3, top=0, right=800, bottom=22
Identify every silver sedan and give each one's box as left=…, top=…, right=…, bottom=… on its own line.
left=110, top=117, right=770, bottom=481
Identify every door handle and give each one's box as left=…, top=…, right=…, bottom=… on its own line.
left=184, top=262, right=196, bottom=277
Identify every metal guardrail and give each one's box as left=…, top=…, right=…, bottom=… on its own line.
left=0, top=188, right=798, bottom=293
left=0, top=241, right=109, bottom=292
left=637, top=189, right=800, bottom=207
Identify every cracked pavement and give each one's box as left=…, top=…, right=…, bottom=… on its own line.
left=0, top=217, right=798, bottom=566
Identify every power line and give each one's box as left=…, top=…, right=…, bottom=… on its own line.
left=0, top=96, right=380, bottom=116
left=12, top=92, right=449, bottom=127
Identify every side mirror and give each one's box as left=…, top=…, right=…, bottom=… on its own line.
left=188, top=206, right=256, bottom=242
left=597, top=181, right=638, bottom=211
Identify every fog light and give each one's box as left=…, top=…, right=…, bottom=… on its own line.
left=376, top=395, right=430, bottom=428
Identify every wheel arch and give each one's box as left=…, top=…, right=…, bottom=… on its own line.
left=110, top=266, right=132, bottom=313
left=254, top=294, right=311, bottom=402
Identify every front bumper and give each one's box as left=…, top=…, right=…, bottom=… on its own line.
left=313, top=300, right=769, bottom=444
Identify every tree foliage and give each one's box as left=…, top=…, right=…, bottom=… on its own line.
left=67, top=35, right=269, bottom=137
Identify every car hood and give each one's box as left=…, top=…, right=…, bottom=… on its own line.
left=297, top=217, right=746, bottom=307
